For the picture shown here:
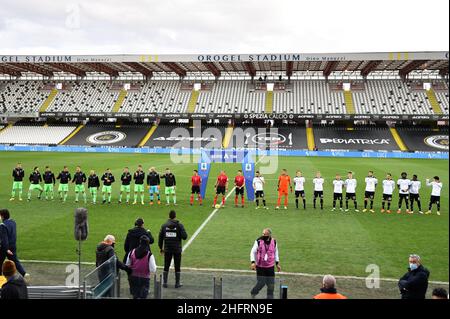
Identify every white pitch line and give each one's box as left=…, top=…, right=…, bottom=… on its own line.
left=182, top=155, right=266, bottom=252
left=182, top=188, right=236, bottom=252
left=20, top=260, right=449, bottom=285
left=181, top=267, right=450, bottom=285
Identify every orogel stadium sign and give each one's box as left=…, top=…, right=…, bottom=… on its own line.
left=319, top=138, right=391, bottom=145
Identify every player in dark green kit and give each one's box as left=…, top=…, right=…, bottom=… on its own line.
left=101, top=168, right=115, bottom=204
left=43, top=166, right=56, bottom=200
left=119, top=167, right=132, bottom=204
left=133, top=165, right=146, bottom=205
left=161, top=168, right=177, bottom=206
left=147, top=167, right=161, bottom=205
left=72, top=166, right=87, bottom=204
left=27, top=166, right=43, bottom=201
left=57, top=166, right=71, bottom=202
left=10, top=163, right=25, bottom=201
left=88, top=170, right=100, bottom=204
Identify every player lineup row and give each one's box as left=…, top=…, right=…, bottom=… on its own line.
left=8, top=164, right=443, bottom=215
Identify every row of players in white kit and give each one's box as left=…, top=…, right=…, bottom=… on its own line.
left=278, top=171, right=443, bottom=215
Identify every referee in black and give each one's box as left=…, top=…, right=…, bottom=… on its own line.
left=159, top=210, right=188, bottom=288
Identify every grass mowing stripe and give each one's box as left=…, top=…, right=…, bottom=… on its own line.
left=182, top=187, right=236, bottom=252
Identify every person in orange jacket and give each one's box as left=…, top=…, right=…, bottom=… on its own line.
left=313, top=275, right=348, bottom=299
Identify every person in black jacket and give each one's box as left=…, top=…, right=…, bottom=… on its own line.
left=42, top=166, right=56, bottom=201
left=57, top=166, right=71, bottom=203
left=27, top=167, right=43, bottom=201
left=88, top=170, right=100, bottom=204
left=0, top=209, right=27, bottom=278
left=101, top=169, right=115, bottom=204
left=146, top=167, right=161, bottom=205
left=10, top=163, right=24, bottom=201
left=398, top=254, right=430, bottom=299
left=72, top=166, right=87, bottom=204
left=95, top=234, right=131, bottom=298
left=123, top=218, right=154, bottom=263
left=161, top=168, right=177, bottom=206
left=1, top=261, right=28, bottom=299
left=158, top=210, right=188, bottom=288
left=119, top=167, right=132, bottom=205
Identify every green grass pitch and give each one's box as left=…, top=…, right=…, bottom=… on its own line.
left=0, top=151, right=448, bottom=282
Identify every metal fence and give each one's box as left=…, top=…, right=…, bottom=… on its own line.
left=83, top=256, right=118, bottom=299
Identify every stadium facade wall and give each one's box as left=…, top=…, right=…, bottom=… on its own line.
left=0, top=145, right=447, bottom=160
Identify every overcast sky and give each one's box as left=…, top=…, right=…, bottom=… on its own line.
left=1, top=0, right=448, bottom=55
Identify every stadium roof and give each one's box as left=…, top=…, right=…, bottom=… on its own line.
left=0, top=51, right=448, bottom=78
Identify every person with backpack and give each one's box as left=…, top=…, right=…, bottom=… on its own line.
left=125, top=236, right=157, bottom=299
left=123, top=218, right=154, bottom=263
left=250, top=228, right=281, bottom=299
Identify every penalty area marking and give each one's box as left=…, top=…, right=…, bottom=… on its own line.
left=20, top=260, right=449, bottom=285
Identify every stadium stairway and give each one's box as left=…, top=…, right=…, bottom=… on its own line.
left=265, top=91, right=273, bottom=113
left=58, top=124, right=84, bottom=145
left=112, top=89, right=127, bottom=113
left=187, top=90, right=200, bottom=113
left=38, top=89, right=58, bottom=113
left=222, top=124, right=234, bottom=148
left=306, top=121, right=315, bottom=151
left=343, top=90, right=355, bottom=114
left=389, top=127, right=408, bottom=151
left=138, top=125, right=158, bottom=147
left=0, top=123, right=13, bottom=134
left=426, top=89, right=443, bottom=114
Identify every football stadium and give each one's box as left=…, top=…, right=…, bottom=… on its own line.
left=0, top=51, right=448, bottom=301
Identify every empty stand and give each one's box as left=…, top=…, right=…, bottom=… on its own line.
left=313, top=125, right=401, bottom=151
left=0, top=124, right=76, bottom=144
left=435, top=90, right=449, bottom=113
left=352, top=80, right=434, bottom=115
left=47, top=81, right=120, bottom=113
left=120, top=81, right=191, bottom=113
left=0, top=80, right=448, bottom=115
left=397, top=126, right=448, bottom=152
left=196, top=81, right=265, bottom=113
left=272, top=81, right=346, bottom=114
left=1, top=81, right=50, bottom=114
left=431, top=82, right=449, bottom=114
